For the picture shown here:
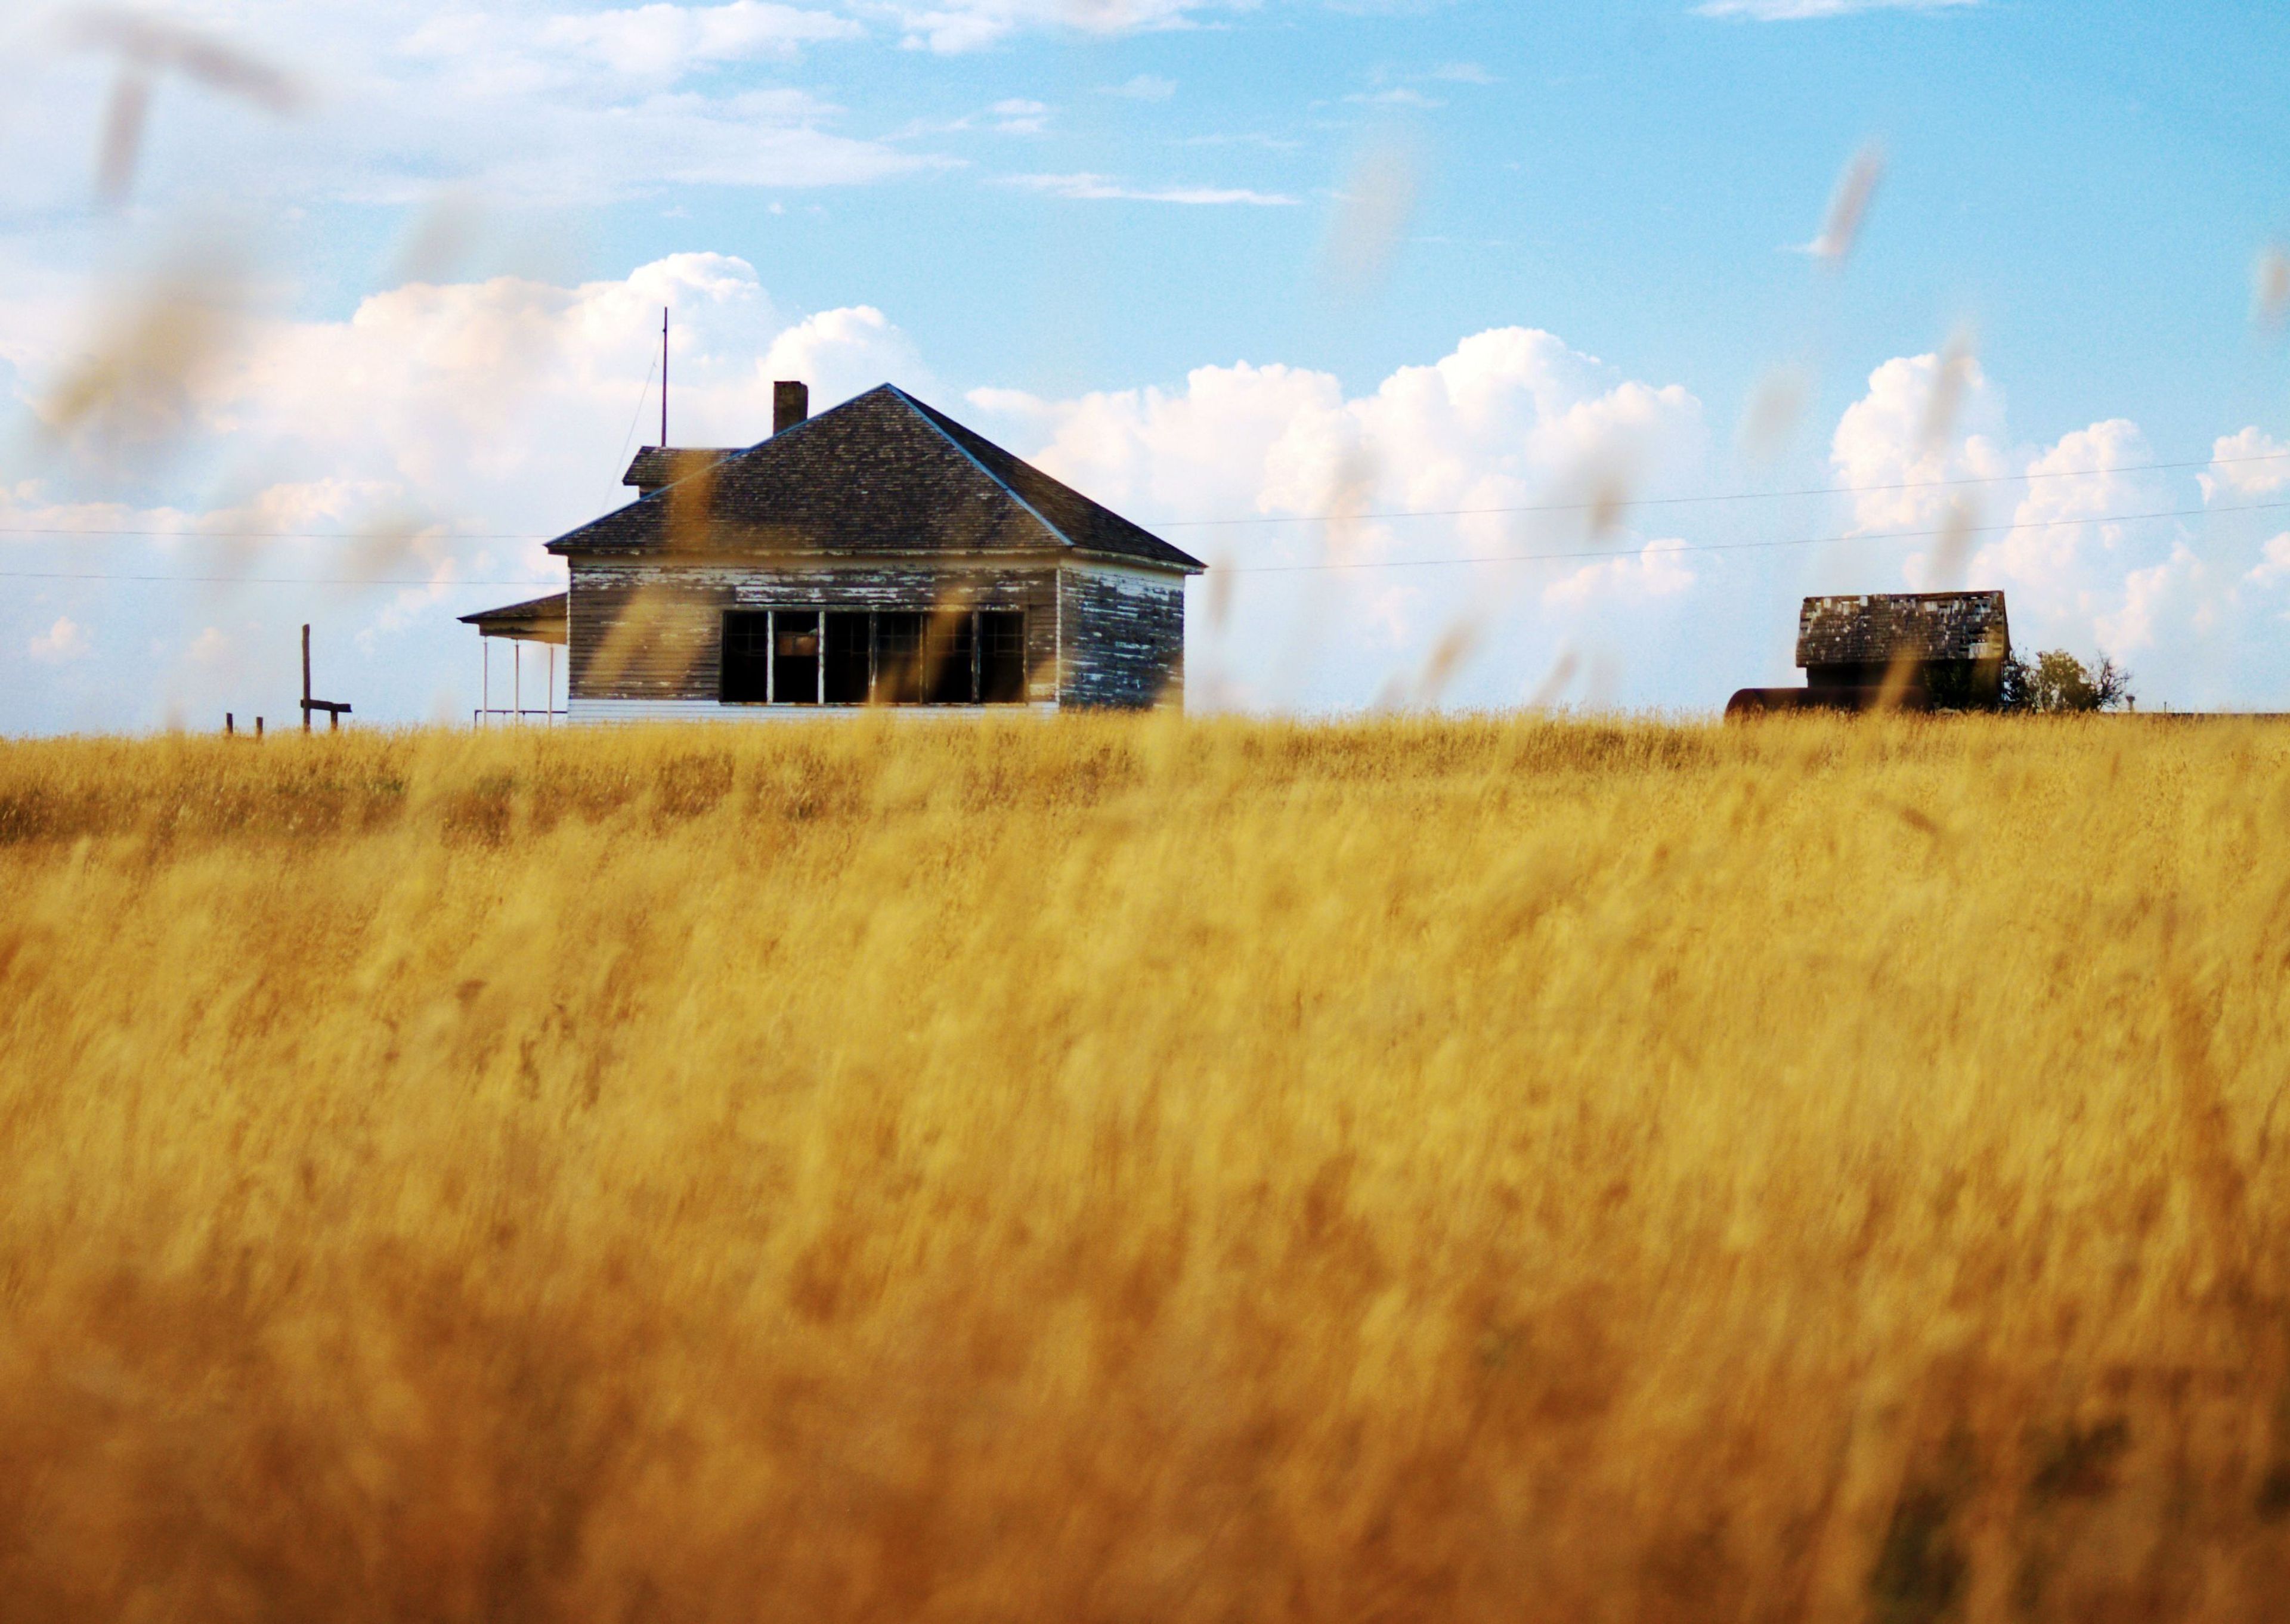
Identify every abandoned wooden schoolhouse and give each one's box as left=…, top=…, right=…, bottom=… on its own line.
left=460, top=382, right=1204, bottom=721
left=1726, top=590, right=2012, bottom=715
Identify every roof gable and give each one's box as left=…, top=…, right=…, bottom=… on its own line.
left=549, top=385, right=1203, bottom=573
left=1797, top=591, right=2010, bottom=668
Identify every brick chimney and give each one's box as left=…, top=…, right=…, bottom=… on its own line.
left=774, top=380, right=810, bottom=435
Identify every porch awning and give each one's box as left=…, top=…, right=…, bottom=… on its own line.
left=459, top=592, right=567, bottom=646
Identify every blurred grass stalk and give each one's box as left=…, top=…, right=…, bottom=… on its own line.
left=1, top=714, right=2287, bottom=1620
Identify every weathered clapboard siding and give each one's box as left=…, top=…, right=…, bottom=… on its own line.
left=1059, top=565, right=1185, bottom=709
left=569, top=560, right=1062, bottom=703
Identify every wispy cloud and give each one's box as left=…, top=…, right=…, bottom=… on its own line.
left=887, top=97, right=1053, bottom=139
left=1697, top=0, right=1978, bottom=18
left=1176, top=131, right=1304, bottom=151
left=1100, top=73, right=1178, bottom=101
left=1002, top=172, right=1296, bottom=205
left=1347, top=87, right=1444, bottom=109
left=537, top=2, right=864, bottom=75
left=1338, top=61, right=1496, bottom=111
left=988, top=97, right=1051, bottom=134
left=871, top=0, right=1236, bottom=54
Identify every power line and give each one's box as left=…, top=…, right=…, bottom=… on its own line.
left=610, top=345, right=661, bottom=507
left=0, top=569, right=549, bottom=586
left=7, top=496, right=2287, bottom=587
left=1, top=448, right=2286, bottom=544
left=0, top=527, right=541, bottom=541
left=1163, top=447, right=2290, bottom=529
left=1221, top=497, right=2290, bottom=574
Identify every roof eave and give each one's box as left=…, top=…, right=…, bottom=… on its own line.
left=1066, top=545, right=1206, bottom=576
left=556, top=544, right=1078, bottom=564
left=552, top=540, right=1205, bottom=574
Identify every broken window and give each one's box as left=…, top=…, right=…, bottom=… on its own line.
left=773, top=611, right=820, bottom=705
left=824, top=612, right=871, bottom=705
left=722, top=611, right=771, bottom=703
left=980, top=611, right=1025, bottom=703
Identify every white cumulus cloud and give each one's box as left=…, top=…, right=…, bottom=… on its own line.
left=1825, top=357, right=2290, bottom=698
left=1829, top=348, right=2011, bottom=538
left=762, top=304, right=936, bottom=409
left=2243, top=533, right=2290, bottom=590
left=27, top=616, right=91, bottom=662
left=1974, top=420, right=2161, bottom=622
left=2201, top=426, right=2290, bottom=503
left=0, top=254, right=940, bottom=730
left=973, top=326, right=1708, bottom=709
left=1544, top=538, right=1694, bottom=610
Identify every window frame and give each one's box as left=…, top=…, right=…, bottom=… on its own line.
left=720, top=606, right=1029, bottom=707
left=720, top=610, right=773, bottom=705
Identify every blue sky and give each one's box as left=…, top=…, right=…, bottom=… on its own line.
left=4, top=0, right=2290, bottom=729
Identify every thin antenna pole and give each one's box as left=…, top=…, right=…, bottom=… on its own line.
left=660, top=306, right=669, bottom=448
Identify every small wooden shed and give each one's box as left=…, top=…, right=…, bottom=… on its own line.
left=1728, top=591, right=2012, bottom=715
left=463, top=382, right=1204, bottom=721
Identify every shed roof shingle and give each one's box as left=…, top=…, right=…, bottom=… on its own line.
left=1797, top=591, right=2010, bottom=668
left=550, top=385, right=1203, bottom=573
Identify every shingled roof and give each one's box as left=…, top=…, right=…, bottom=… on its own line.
left=623, top=447, right=738, bottom=492
left=1797, top=591, right=2010, bottom=668
left=549, top=385, right=1204, bottom=574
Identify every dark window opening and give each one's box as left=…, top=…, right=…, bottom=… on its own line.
left=726, top=606, right=1028, bottom=709
left=925, top=613, right=976, bottom=705
left=980, top=611, right=1026, bottom=704
left=774, top=611, right=819, bottom=705
left=877, top=612, right=926, bottom=705
left=722, top=612, right=771, bottom=703
left=825, top=612, right=872, bottom=705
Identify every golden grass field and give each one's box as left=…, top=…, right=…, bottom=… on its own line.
left=2, top=714, right=2286, bottom=1622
